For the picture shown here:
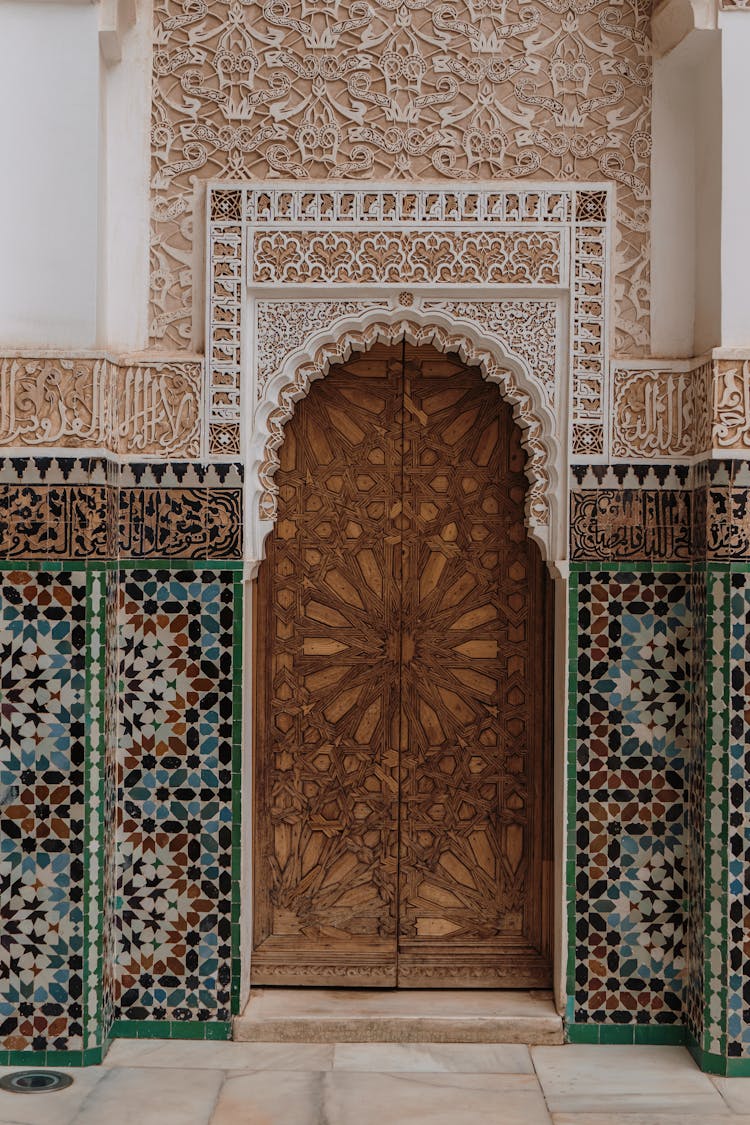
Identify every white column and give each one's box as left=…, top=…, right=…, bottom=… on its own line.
left=651, top=30, right=722, bottom=358
left=0, top=1, right=102, bottom=349
left=720, top=12, right=750, bottom=348
left=100, top=0, right=152, bottom=351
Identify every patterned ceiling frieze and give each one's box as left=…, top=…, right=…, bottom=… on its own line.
left=0, top=355, right=202, bottom=458
left=251, top=228, right=563, bottom=285
left=150, top=0, right=652, bottom=354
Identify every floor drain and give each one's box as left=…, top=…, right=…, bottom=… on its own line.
left=0, top=1071, right=73, bottom=1094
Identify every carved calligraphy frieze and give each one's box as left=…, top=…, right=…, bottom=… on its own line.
left=151, top=0, right=652, bottom=354
left=611, top=359, right=750, bottom=462
left=713, top=360, right=750, bottom=452
left=570, top=488, right=692, bottom=562
left=612, top=363, right=712, bottom=460
left=0, top=357, right=109, bottom=448
left=0, top=356, right=203, bottom=458
left=114, top=362, right=202, bottom=457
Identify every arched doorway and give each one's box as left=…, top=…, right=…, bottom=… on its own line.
left=252, top=342, right=553, bottom=988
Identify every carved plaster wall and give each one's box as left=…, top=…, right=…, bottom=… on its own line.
left=611, top=357, right=750, bottom=460
left=151, top=0, right=652, bottom=355
left=0, top=355, right=202, bottom=458
left=208, top=181, right=610, bottom=472
left=207, top=182, right=613, bottom=564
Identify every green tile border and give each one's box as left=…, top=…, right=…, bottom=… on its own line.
left=567, top=1023, right=688, bottom=1046
left=564, top=568, right=579, bottom=1024
left=569, top=561, right=693, bottom=574
left=0, top=1047, right=108, bottom=1068
left=701, top=567, right=731, bottom=1059
left=230, top=570, right=244, bottom=1018
left=110, top=1020, right=232, bottom=1041
left=84, top=564, right=108, bottom=1054
left=686, top=1031, right=750, bottom=1076
left=117, top=559, right=244, bottom=571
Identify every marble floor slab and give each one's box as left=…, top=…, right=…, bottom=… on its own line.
left=104, top=1039, right=335, bottom=1071
left=713, top=1078, right=750, bottom=1114
left=332, top=1042, right=534, bottom=1073
left=552, top=1116, right=749, bottom=1124
left=532, top=1045, right=729, bottom=1115
left=212, top=1070, right=552, bottom=1125
left=70, top=1067, right=223, bottom=1125
left=0, top=1066, right=107, bottom=1125
left=1, top=1042, right=750, bottom=1124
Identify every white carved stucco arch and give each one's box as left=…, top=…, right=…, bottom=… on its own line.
left=245, top=305, right=565, bottom=573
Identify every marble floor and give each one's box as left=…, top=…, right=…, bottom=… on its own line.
left=2, top=1043, right=750, bottom=1124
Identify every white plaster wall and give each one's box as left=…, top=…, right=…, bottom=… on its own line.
left=693, top=32, right=723, bottom=356
left=651, top=30, right=722, bottom=358
left=0, top=2, right=101, bottom=349
left=101, top=0, right=152, bottom=351
left=720, top=14, right=750, bottom=348
left=652, top=42, right=698, bottom=357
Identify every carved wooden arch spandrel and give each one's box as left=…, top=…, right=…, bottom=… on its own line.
left=246, top=311, right=564, bottom=570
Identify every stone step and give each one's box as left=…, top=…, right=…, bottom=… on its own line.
left=234, top=988, right=564, bottom=1045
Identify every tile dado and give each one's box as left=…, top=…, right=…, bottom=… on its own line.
left=0, top=562, right=243, bottom=1062
left=117, top=567, right=243, bottom=1026
left=0, top=565, right=102, bottom=1055
left=0, top=355, right=202, bottom=458
left=0, top=459, right=243, bottom=560
left=568, top=567, right=691, bottom=1029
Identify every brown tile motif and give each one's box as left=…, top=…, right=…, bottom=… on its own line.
left=570, top=489, right=692, bottom=562
left=118, top=488, right=242, bottom=559
left=571, top=461, right=750, bottom=562
left=0, top=356, right=202, bottom=457
left=705, top=486, right=750, bottom=560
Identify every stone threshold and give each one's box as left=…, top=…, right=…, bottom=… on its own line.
left=234, top=989, right=564, bottom=1045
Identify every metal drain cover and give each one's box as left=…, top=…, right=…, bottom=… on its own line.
left=0, top=1070, right=73, bottom=1094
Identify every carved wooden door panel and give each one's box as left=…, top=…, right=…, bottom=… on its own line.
left=253, top=345, right=403, bottom=985
left=253, top=343, right=552, bottom=988
left=396, top=345, right=552, bottom=986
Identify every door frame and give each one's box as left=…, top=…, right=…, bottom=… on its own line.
left=207, top=180, right=611, bottom=1018
left=238, top=313, right=571, bottom=1015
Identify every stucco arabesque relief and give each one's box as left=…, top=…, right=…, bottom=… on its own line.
left=0, top=355, right=202, bottom=458
left=210, top=184, right=587, bottom=566
left=151, top=0, right=652, bottom=356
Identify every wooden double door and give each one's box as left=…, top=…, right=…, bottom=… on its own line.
left=253, top=343, right=552, bottom=988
